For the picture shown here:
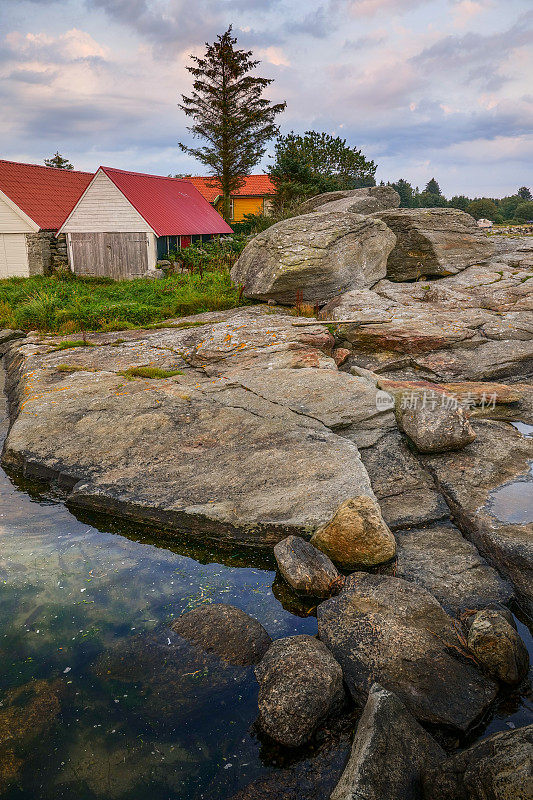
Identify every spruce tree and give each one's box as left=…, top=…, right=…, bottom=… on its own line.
left=44, top=151, right=73, bottom=170
left=179, top=26, right=286, bottom=221
left=424, top=177, right=441, bottom=195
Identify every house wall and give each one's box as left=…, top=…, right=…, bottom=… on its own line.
left=0, top=194, right=35, bottom=233
left=215, top=196, right=266, bottom=222
left=62, top=170, right=153, bottom=233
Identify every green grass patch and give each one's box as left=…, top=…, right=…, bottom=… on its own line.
left=118, top=366, right=184, bottom=380
left=0, top=270, right=248, bottom=334
left=56, top=364, right=92, bottom=373
left=54, top=339, right=95, bottom=350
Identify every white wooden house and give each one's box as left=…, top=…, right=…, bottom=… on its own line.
left=0, top=160, right=92, bottom=277
left=58, top=167, right=233, bottom=279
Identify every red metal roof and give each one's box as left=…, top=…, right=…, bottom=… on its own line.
left=0, top=159, right=93, bottom=230
left=188, top=175, right=276, bottom=204
left=99, top=167, right=233, bottom=237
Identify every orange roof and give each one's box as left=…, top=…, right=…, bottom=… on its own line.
left=0, top=159, right=93, bottom=230
left=188, top=175, right=275, bottom=203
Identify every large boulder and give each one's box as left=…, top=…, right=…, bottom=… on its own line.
left=274, top=535, right=342, bottom=598
left=396, top=399, right=477, bottom=453
left=310, top=495, right=396, bottom=569
left=423, top=724, right=533, bottom=800
left=330, top=684, right=445, bottom=800
left=370, top=208, right=494, bottom=281
left=299, top=186, right=400, bottom=215
left=466, top=608, right=529, bottom=684
left=230, top=212, right=396, bottom=305
left=317, top=573, right=498, bottom=731
left=255, top=635, right=345, bottom=747
left=170, top=603, right=272, bottom=666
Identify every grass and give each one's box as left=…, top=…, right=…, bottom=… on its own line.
left=54, top=340, right=94, bottom=350
left=0, top=270, right=247, bottom=334
left=118, top=366, right=183, bottom=380
left=56, top=364, right=93, bottom=373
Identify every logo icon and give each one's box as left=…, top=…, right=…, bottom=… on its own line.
left=375, top=390, right=395, bottom=411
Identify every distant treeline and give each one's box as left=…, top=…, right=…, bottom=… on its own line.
left=387, top=178, right=533, bottom=224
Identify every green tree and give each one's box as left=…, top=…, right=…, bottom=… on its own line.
left=44, top=152, right=73, bottom=170
left=416, top=191, right=447, bottom=208
left=517, top=186, right=532, bottom=200
left=514, top=200, right=533, bottom=221
left=178, top=26, right=286, bottom=222
left=448, top=195, right=470, bottom=211
left=391, top=178, right=415, bottom=207
left=424, top=177, right=441, bottom=195
left=465, top=198, right=499, bottom=221
left=269, top=130, right=376, bottom=209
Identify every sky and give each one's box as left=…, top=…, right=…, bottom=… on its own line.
left=0, top=0, right=531, bottom=197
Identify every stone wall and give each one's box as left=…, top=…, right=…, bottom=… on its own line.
left=25, top=231, right=69, bottom=275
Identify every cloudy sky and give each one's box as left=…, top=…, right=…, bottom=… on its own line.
left=0, top=0, right=531, bottom=196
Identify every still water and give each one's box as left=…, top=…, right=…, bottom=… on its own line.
left=0, top=370, right=532, bottom=800
left=0, top=369, right=318, bottom=799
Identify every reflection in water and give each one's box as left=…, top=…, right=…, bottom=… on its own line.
left=488, top=464, right=533, bottom=524
left=0, top=369, right=317, bottom=800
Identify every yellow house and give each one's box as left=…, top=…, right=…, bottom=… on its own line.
left=188, top=175, right=275, bottom=222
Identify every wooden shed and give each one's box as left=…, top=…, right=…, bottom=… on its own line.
left=0, top=160, right=92, bottom=278
left=58, top=167, right=233, bottom=279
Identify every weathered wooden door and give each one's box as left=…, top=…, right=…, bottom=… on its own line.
left=69, top=232, right=148, bottom=279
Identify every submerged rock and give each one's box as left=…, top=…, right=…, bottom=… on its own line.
left=396, top=401, right=476, bottom=453
left=370, top=207, right=494, bottom=281
left=317, top=573, right=497, bottom=731
left=423, top=724, right=533, bottom=800
left=274, top=535, right=342, bottom=598
left=330, top=684, right=445, bottom=800
left=311, top=496, right=396, bottom=569
left=255, top=635, right=345, bottom=747
left=466, top=609, right=529, bottom=684
left=171, top=603, right=272, bottom=666
left=231, top=212, right=396, bottom=304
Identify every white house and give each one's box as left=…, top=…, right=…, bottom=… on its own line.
left=58, top=166, right=233, bottom=279
left=0, top=159, right=92, bottom=278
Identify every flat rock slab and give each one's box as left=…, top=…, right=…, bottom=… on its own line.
left=422, top=420, right=533, bottom=624
left=370, top=208, right=494, bottom=281
left=231, top=212, right=396, bottom=304
left=423, top=723, right=533, bottom=800
left=317, top=573, right=498, bottom=731
left=331, top=684, right=445, bottom=800
left=323, top=263, right=533, bottom=383
left=392, top=524, right=514, bottom=616
left=1, top=308, right=375, bottom=548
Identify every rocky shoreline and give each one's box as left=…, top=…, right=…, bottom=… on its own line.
left=1, top=189, right=532, bottom=799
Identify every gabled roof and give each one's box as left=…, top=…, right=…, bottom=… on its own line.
left=188, top=175, right=276, bottom=204
left=95, top=167, right=233, bottom=236
left=0, top=159, right=93, bottom=230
